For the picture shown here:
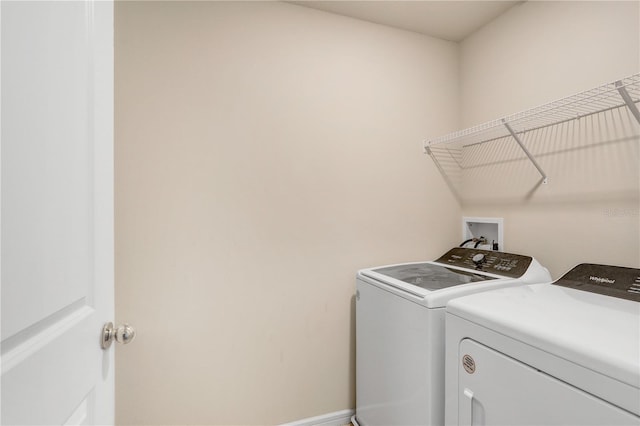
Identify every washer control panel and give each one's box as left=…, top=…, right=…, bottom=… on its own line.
left=553, top=263, right=640, bottom=302
left=435, top=247, right=532, bottom=278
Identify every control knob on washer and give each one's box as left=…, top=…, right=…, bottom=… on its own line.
left=472, top=253, right=486, bottom=267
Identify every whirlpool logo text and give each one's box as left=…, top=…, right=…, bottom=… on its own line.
left=589, top=276, right=616, bottom=285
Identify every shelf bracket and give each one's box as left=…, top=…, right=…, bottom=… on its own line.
left=502, top=119, right=548, bottom=184
left=615, top=80, right=640, bottom=125
left=423, top=141, right=432, bottom=155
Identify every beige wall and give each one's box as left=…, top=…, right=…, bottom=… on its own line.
left=459, top=1, right=640, bottom=277
left=116, top=2, right=640, bottom=423
left=115, top=2, right=460, bottom=424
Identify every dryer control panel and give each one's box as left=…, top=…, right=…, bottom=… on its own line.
left=553, top=263, right=640, bottom=302
left=435, top=247, right=532, bottom=278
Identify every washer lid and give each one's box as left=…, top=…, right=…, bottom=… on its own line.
left=369, top=263, right=496, bottom=290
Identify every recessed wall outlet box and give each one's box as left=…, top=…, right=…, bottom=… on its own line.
left=462, top=217, right=504, bottom=251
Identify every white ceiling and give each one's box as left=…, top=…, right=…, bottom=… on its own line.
left=288, top=1, right=523, bottom=42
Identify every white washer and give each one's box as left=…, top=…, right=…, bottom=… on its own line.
left=445, top=263, right=640, bottom=426
left=354, top=247, right=550, bottom=426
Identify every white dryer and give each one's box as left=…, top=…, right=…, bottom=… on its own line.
left=354, top=247, right=550, bottom=426
left=445, top=263, right=640, bottom=426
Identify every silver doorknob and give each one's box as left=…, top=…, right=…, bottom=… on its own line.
left=101, top=322, right=136, bottom=349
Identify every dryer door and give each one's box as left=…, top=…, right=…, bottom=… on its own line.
left=455, top=339, right=639, bottom=426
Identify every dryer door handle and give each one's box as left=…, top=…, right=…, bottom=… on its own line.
left=460, top=388, right=474, bottom=426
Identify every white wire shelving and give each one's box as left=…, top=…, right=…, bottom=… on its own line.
left=424, top=74, right=640, bottom=185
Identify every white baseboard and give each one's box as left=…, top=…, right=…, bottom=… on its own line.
left=280, top=409, right=355, bottom=426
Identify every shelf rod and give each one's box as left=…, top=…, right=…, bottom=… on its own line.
left=502, top=119, right=548, bottom=184
left=615, top=81, right=640, bottom=125
left=461, top=102, right=628, bottom=149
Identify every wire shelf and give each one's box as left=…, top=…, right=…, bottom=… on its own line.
left=426, top=74, right=640, bottom=149
left=424, top=74, right=640, bottom=201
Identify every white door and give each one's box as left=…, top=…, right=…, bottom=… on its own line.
left=1, top=1, right=114, bottom=424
